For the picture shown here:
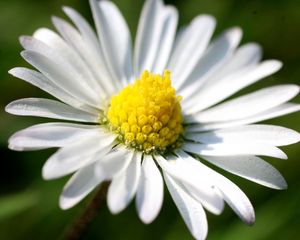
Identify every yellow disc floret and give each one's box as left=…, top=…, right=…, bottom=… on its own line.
left=107, top=70, right=183, bottom=154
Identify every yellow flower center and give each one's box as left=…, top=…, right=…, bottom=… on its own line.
left=106, top=70, right=183, bottom=154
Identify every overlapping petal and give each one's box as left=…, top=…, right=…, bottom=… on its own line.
left=136, top=155, right=164, bottom=224
left=6, top=98, right=99, bottom=122
left=6, top=1, right=300, bottom=239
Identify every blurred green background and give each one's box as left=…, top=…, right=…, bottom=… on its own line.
left=1, top=0, right=300, bottom=239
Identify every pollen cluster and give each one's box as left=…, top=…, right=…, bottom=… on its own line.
left=107, top=70, right=183, bottom=154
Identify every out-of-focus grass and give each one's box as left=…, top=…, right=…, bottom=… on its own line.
left=0, top=190, right=38, bottom=221
left=0, top=0, right=299, bottom=240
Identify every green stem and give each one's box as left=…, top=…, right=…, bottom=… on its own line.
left=62, top=182, right=110, bottom=240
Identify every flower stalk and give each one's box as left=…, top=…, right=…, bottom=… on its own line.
left=62, top=182, right=110, bottom=240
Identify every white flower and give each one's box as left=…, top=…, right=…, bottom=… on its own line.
left=6, top=0, right=300, bottom=239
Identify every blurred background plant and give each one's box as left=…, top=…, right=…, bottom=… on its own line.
left=0, top=0, right=299, bottom=239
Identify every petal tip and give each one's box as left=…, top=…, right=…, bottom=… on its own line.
left=8, top=67, right=23, bottom=77
left=20, top=50, right=29, bottom=59
left=277, top=179, right=288, bottom=190
left=267, top=59, right=283, bottom=72
left=51, top=15, right=60, bottom=23
left=138, top=214, right=155, bottom=225
left=228, top=26, right=243, bottom=36
left=41, top=165, right=51, bottom=180
left=19, top=35, right=27, bottom=45
left=8, top=68, right=16, bottom=75
left=4, top=102, right=12, bottom=114
left=107, top=201, right=122, bottom=215
left=19, top=36, right=33, bottom=49
left=8, top=142, right=22, bottom=151
left=243, top=210, right=256, bottom=226
left=62, top=5, right=71, bottom=12
left=246, top=217, right=256, bottom=226
left=59, top=195, right=74, bottom=210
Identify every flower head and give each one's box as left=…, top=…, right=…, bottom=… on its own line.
left=6, top=0, right=300, bottom=239
left=107, top=70, right=183, bottom=154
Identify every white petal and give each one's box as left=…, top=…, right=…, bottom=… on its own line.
left=134, top=0, right=167, bottom=75
left=136, top=155, right=164, bottom=224
left=94, top=146, right=133, bottom=181
left=62, top=6, right=116, bottom=94
left=183, top=142, right=287, bottom=159
left=62, top=6, right=106, bottom=65
left=107, top=152, right=142, bottom=214
left=42, top=132, right=116, bottom=180
left=32, top=29, right=99, bottom=88
left=177, top=150, right=255, bottom=225
left=59, top=162, right=101, bottom=209
left=216, top=179, right=255, bottom=225
left=186, top=84, right=299, bottom=123
left=22, top=31, right=103, bottom=103
left=201, top=43, right=262, bottom=85
left=184, top=60, right=282, bottom=114
left=8, top=67, right=97, bottom=114
left=202, top=155, right=287, bottom=189
left=59, top=147, right=131, bottom=209
left=51, top=16, right=114, bottom=96
left=151, top=6, right=178, bottom=74
left=186, top=124, right=300, bottom=147
left=60, top=146, right=133, bottom=209
left=187, top=103, right=300, bottom=132
left=8, top=122, right=100, bottom=151
left=156, top=155, right=224, bottom=215
left=21, top=50, right=101, bottom=108
left=164, top=173, right=208, bottom=240
left=5, top=98, right=98, bottom=123
left=90, top=0, right=133, bottom=85
left=178, top=27, right=242, bottom=94
left=169, top=15, right=216, bottom=89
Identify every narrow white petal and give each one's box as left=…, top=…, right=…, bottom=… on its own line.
left=32, top=29, right=99, bottom=88
left=134, top=0, right=165, bottom=75
left=184, top=60, right=282, bottom=114
left=62, top=6, right=117, bottom=94
left=59, top=146, right=132, bottom=210
left=90, top=0, right=133, bottom=85
left=8, top=122, right=100, bottom=151
left=198, top=43, right=262, bottom=87
left=169, top=15, right=216, bottom=89
left=42, top=132, right=116, bottom=180
left=62, top=6, right=105, bottom=62
left=156, top=155, right=224, bottom=215
left=8, top=68, right=97, bottom=114
left=136, top=155, right=164, bottom=224
left=60, top=146, right=132, bottom=209
left=59, top=162, right=101, bottom=209
left=95, top=146, right=133, bottom=181
left=21, top=50, right=101, bottom=108
left=186, top=124, right=300, bottom=146
left=107, top=152, right=142, bottom=214
left=164, top=173, right=208, bottom=240
left=178, top=27, right=242, bottom=94
left=183, top=142, right=287, bottom=159
left=177, top=150, right=255, bottom=225
left=186, top=84, right=299, bottom=123
left=187, top=103, right=300, bottom=132
left=202, top=155, right=287, bottom=189
left=22, top=31, right=103, bottom=102
left=5, top=98, right=98, bottom=123
left=216, top=180, right=255, bottom=225
left=51, top=16, right=113, bottom=96
left=151, top=6, right=178, bottom=74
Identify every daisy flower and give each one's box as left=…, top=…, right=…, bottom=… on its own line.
left=6, top=0, right=300, bottom=239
